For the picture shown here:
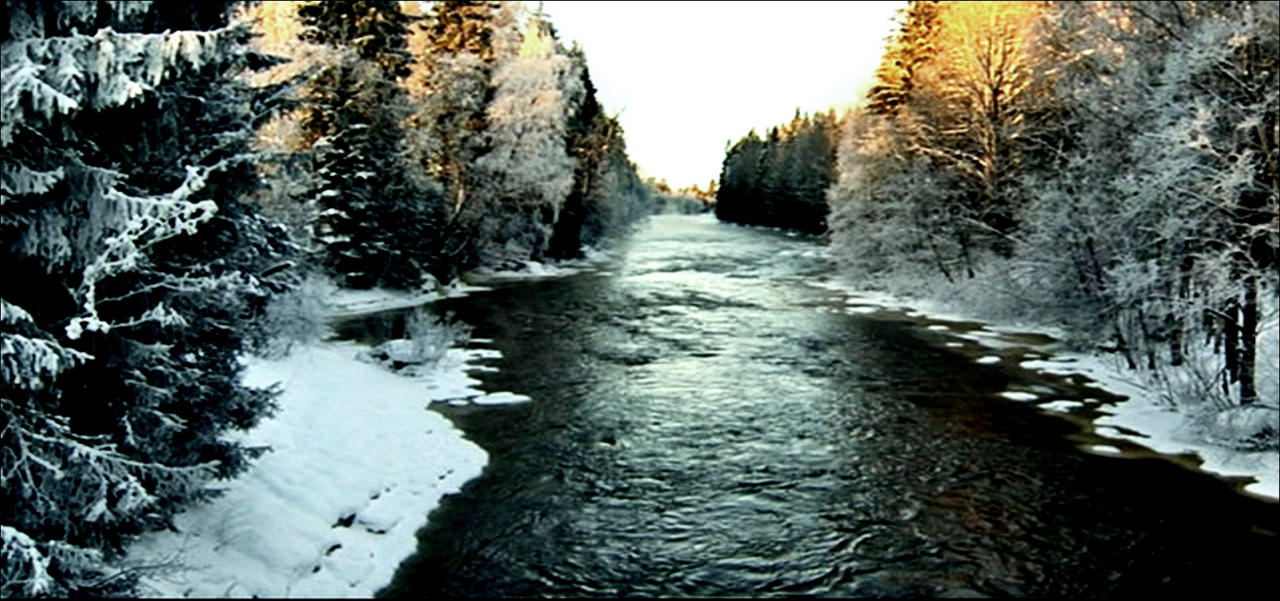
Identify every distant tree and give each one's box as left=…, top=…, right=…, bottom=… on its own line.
left=715, top=113, right=835, bottom=233
left=716, top=130, right=764, bottom=225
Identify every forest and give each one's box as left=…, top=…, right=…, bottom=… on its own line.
left=1, top=0, right=655, bottom=596
left=3, top=0, right=1277, bottom=597
left=717, top=1, right=1278, bottom=423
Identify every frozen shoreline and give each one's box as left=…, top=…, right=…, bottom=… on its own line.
left=123, top=341, right=495, bottom=597
left=814, top=278, right=1279, bottom=502
left=122, top=268, right=578, bottom=597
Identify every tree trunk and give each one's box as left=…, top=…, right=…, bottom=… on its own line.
left=957, top=227, right=976, bottom=279
left=1223, top=298, right=1239, bottom=399
left=916, top=206, right=954, bottom=283
left=1170, top=252, right=1193, bottom=367
left=1239, top=274, right=1258, bottom=404
left=1114, top=323, right=1138, bottom=371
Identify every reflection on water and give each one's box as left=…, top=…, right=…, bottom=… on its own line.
left=362, top=215, right=1274, bottom=598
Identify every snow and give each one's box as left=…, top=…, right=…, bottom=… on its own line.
left=976, top=356, right=1001, bottom=365
left=999, top=391, right=1040, bottom=402
left=123, top=340, right=494, bottom=598
left=468, top=247, right=618, bottom=282
left=815, top=276, right=1280, bottom=501
left=1039, top=400, right=1085, bottom=413
left=325, top=282, right=490, bottom=318
left=119, top=273, right=585, bottom=597
left=474, top=391, right=532, bottom=405
left=1086, top=445, right=1124, bottom=456
left=474, top=259, right=581, bottom=279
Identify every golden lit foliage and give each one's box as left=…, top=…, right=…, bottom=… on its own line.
left=238, top=1, right=332, bottom=87
left=925, top=1, right=1045, bottom=119
left=238, top=1, right=338, bottom=152
left=872, top=1, right=1052, bottom=236
left=518, top=18, right=554, bottom=60
left=401, top=0, right=434, bottom=96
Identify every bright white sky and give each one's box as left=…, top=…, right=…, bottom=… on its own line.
left=540, top=1, right=905, bottom=190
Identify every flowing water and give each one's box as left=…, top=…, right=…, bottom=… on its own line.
left=337, top=214, right=1273, bottom=597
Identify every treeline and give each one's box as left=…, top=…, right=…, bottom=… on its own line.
left=745, top=1, right=1278, bottom=411
left=254, top=0, right=655, bottom=286
left=1, top=1, right=650, bottom=596
left=715, top=110, right=839, bottom=234
left=650, top=178, right=716, bottom=215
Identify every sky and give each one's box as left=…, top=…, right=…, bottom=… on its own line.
left=540, top=1, right=906, bottom=190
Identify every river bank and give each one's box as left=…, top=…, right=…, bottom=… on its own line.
left=812, top=278, right=1279, bottom=501
left=120, top=286, right=503, bottom=597
left=120, top=252, right=620, bottom=597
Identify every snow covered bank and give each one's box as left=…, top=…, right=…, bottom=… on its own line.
left=466, top=246, right=619, bottom=282
left=814, top=279, right=1279, bottom=502
left=122, top=341, right=496, bottom=597
left=326, top=281, right=491, bottom=318
left=1018, top=352, right=1278, bottom=501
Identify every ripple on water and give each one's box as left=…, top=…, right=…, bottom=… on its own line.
left=380, top=215, right=1277, bottom=599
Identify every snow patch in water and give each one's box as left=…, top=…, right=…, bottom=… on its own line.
left=1000, top=391, right=1040, bottom=402
left=474, top=391, right=531, bottom=405
left=1095, top=426, right=1127, bottom=439
left=1039, top=400, right=1084, bottom=413
left=1086, top=445, right=1123, bottom=456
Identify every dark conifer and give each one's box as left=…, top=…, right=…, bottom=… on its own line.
left=1, top=2, right=293, bottom=595
left=296, top=0, right=443, bottom=289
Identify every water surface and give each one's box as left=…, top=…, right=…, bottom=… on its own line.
left=347, top=215, right=1274, bottom=597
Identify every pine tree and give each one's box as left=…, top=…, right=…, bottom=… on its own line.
left=548, top=46, right=608, bottom=259
left=868, top=1, right=943, bottom=118
left=406, top=0, right=504, bottom=275
left=296, top=0, right=443, bottom=289
left=714, top=114, right=834, bottom=233
left=2, top=1, right=293, bottom=595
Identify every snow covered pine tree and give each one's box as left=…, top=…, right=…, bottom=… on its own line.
left=296, top=0, right=445, bottom=290
left=2, top=1, right=293, bottom=595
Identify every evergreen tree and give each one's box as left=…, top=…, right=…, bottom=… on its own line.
left=407, top=0, right=503, bottom=276
left=547, top=46, right=606, bottom=259
left=296, top=0, right=443, bottom=289
left=2, top=1, right=293, bottom=595
left=714, top=114, right=835, bottom=233
left=867, top=1, right=942, bottom=118
left=423, top=0, right=501, bottom=60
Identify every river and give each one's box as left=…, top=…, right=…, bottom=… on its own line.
left=336, top=214, right=1274, bottom=597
